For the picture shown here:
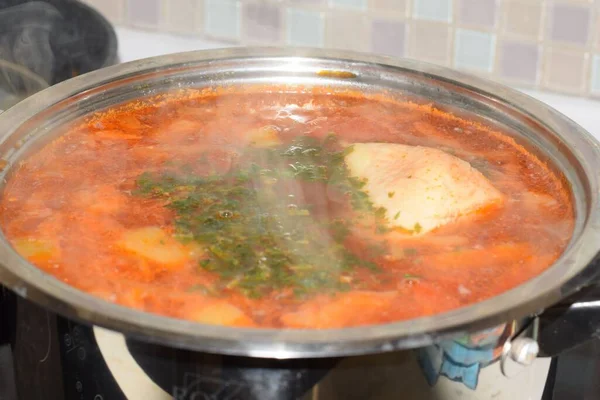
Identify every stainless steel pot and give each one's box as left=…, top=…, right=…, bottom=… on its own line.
left=0, top=48, right=599, bottom=361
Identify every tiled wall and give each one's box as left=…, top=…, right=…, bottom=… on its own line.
left=82, top=0, right=600, bottom=98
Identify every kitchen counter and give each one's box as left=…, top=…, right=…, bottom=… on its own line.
left=116, top=26, right=600, bottom=139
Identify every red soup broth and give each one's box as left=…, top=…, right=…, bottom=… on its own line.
left=0, top=86, right=574, bottom=329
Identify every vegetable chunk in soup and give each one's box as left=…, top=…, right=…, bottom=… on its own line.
left=0, top=86, right=574, bottom=329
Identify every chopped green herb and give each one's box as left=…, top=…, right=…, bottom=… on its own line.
left=413, top=222, right=422, bottom=234
left=374, top=207, right=387, bottom=220
left=388, top=191, right=395, bottom=198
left=366, top=242, right=388, bottom=258
left=404, top=273, right=421, bottom=281
left=393, top=211, right=400, bottom=220
left=330, top=219, right=351, bottom=242
left=376, top=224, right=390, bottom=234
left=134, top=135, right=390, bottom=298
left=186, top=284, right=209, bottom=294
left=186, top=283, right=220, bottom=296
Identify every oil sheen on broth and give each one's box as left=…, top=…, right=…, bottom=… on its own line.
left=0, top=86, right=574, bottom=329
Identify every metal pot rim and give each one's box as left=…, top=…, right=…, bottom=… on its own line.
left=0, top=47, right=599, bottom=359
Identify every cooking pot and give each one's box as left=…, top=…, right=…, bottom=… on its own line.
left=1, top=48, right=600, bottom=400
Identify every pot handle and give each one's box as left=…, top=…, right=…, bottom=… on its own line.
left=537, top=254, right=600, bottom=357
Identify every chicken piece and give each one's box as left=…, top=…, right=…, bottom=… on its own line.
left=345, top=143, right=504, bottom=234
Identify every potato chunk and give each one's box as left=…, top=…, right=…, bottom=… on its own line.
left=12, top=238, right=58, bottom=262
left=118, top=227, right=188, bottom=265
left=246, top=125, right=282, bottom=148
left=187, top=302, right=255, bottom=327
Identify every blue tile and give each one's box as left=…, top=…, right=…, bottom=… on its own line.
left=286, top=8, right=325, bottom=47
left=205, top=0, right=240, bottom=40
left=592, top=55, right=600, bottom=94
left=413, top=0, right=452, bottom=22
left=454, top=29, right=496, bottom=72
left=289, top=0, right=326, bottom=4
left=329, top=0, right=368, bottom=10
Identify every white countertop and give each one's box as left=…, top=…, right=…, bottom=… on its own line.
left=115, top=26, right=600, bottom=139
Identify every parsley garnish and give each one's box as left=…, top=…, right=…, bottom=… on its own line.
left=135, top=135, right=388, bottom=298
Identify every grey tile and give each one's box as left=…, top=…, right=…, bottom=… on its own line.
left=592, top=54, right=600, bottom=94
left=242, top=2, right=282, bottom=43
left=457, top=0, right=497, bottom=28
left=371, top=18, right=406, bottom=58
left=542, top=47, right=587, bottom=94
left=497, top=40, right=539, bottom=84
left=325, top=12, right=370, bottom=51
left=287, top=8, right=325, bottom=47
left=408, top=20, right=452, bottom=65
left=595, top=11, right=600, bottom=51
left=127, top=0, right=160, bottom=26
left=500, top=0, right=542, bottom=39
left=164, top=0, right=200, bottom=33
left=549, top=3, right=591, bottom=46
left=369, top=0, right=409, bottom=16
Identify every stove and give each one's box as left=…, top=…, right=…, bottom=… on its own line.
left=3, top=285, right=600, bottom=400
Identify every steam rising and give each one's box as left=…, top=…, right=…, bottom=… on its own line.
left=0, top=0, right=120, bottom=109
left=0, top=2, right=63, bottom=108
